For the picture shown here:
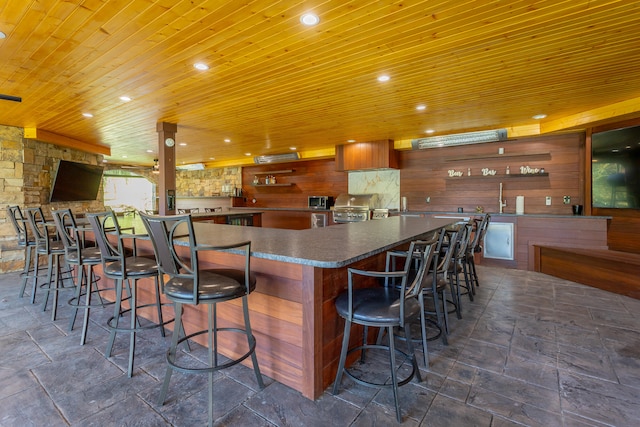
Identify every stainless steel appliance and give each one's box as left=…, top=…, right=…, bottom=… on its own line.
left=310, top=212, right=327, bottom=228
left=308, top=196, right=333, bottom=210
left=332, top=194, right=379, bottom=223
left=371, top=208, right=389, bottom=219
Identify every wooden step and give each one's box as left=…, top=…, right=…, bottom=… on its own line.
left=533, top=245, right=640, bottom=299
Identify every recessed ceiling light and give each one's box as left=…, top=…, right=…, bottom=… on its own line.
left=82, top=112, right=93, bottom=118
left=194, top=63, right=209, bottom=71
left=416, top=104, right=427, bottom=111
left=244, top=152, right=252, bottom=156
left=224, top=138, right=231, bottom=143
left=209, top=157, right=215, bottom=160
left=146, top=149, right=153, bottom=153
left=179, top=142, right=187, bottom=146
left=347, top=139, right=356, bottom=143
left=300, top=13, right=320, bottom=26
left=377, top=75, right=390, bottom=82
left=0, top=31, right=6, bottom=39
left=119, top=96, right=132, bottom=102
left=289, top=146, right=296, bottom=150
left=425, top=129, right=435, bottom=134
left=532, top=114, right=547, bottom=120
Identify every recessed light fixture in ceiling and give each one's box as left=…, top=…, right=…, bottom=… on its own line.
left=119, top=96, right=132, bottom=102
left=377, top=75, right=390, bottom=82
left=347, top=139, right=356, bottom=143
left=194, top=63, right=209, bottom=71
left=300, top=13, right=320, bottom=26
left=425, top=129, right=435, bottom=134
left=224, top=138, right=231, bottom=143
left=532, top=114, right=547, bottom=120
left=82, top=112, right=93, bottom=118
left=416, top=104, right=426, bottom=111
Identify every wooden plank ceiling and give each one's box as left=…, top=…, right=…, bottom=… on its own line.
left=1, top=0, right=640, bottom=167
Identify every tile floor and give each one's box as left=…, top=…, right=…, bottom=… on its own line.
left=1, top=266, right=639, bottom=426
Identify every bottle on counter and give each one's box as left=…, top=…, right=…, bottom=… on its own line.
left=506, top=165, right=510, bottom=175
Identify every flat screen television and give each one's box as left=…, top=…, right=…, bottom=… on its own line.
left=50, top=160, right=104, bottom=202
left=592, top=125, right=640, bottom=209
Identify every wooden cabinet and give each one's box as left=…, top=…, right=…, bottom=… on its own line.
left=335, top=139, right=398, bottom=171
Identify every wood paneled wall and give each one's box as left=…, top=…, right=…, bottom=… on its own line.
left=239, top=159, right=348, bottom=209
left=398, top=133, right=585, bottom=215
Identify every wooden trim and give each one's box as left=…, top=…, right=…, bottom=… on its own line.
left=24, top=128, right=111, bottom=155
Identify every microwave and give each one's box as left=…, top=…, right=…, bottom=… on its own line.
left=308, top=196, right=333, bottom=209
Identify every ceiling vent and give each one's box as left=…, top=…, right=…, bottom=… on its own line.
left=254, top=152, right=300, bottom=164
left=176, top=163, right=205, bottom=171
left=412, top=129, right=507, bottom=150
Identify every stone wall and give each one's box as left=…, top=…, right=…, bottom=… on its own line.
left=0, top=125, right=104, bottom=273
left=176, top=167, right=241, bottom=196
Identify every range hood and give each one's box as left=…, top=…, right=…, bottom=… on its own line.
left=412, top=129, right=507, bottom=150
left=254, top=152, right=300, bottom=164
left=176, top=163, right=205, bottom=170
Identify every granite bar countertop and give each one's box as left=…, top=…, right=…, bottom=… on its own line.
left=186, top=216, right=454, bottom=268
left=399, top=211, right=611, bottom=219
left=190, top=209, right=264, bottom=218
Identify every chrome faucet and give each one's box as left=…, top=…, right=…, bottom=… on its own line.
left=499, top=182, right=507, bottom=213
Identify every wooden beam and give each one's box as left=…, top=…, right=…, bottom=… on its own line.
left=540, top=97, right=640, bottom=133
left=23, top=128, right=111, bottom=155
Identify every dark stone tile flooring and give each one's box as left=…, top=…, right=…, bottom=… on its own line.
left=1, top=266, right=639, bottom=426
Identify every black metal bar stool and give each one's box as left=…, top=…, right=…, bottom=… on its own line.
left=139, top=212, right=264, bottom=427
left=87, top=211, right=172, bottom=377
left=52, top=209, right=113, bottom=345
left=332, top=238, right=438, bottom=423
left=25, top=207, right=73, bottom=320
left=7, top=205, right=38, bottom=302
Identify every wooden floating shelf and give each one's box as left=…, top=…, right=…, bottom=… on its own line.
left=447, top=173, right=549, bottom=180
left=445, top=152, right=551, bottom=162
left=252, top=183, right=293, bottom=187
left=253, top=169, right=293, bottom=175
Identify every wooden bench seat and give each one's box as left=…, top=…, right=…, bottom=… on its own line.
left=533, top=245, right=640, bottom=299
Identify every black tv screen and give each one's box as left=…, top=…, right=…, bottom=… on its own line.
left=50, top=160, right=104, bottom=202
left=592, top=125, right=640, bottom=209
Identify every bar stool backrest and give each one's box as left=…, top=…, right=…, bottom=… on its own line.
left=51, top=209, right=80, bottom=256
left=86, top=211, right=130, bottom=278
left=436, top=224, right=461, bottom=274
left=139, top=212, right=201, bottom=302
left=139, top=211, right=253, bottom=305
left=25, top=207, right=53, bottom=253
left=7, top=205, right=31, bottom=247
left=404, top=232, right=439, bottom=299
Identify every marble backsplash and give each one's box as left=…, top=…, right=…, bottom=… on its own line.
left=348, top=169, right=400, bottom=210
